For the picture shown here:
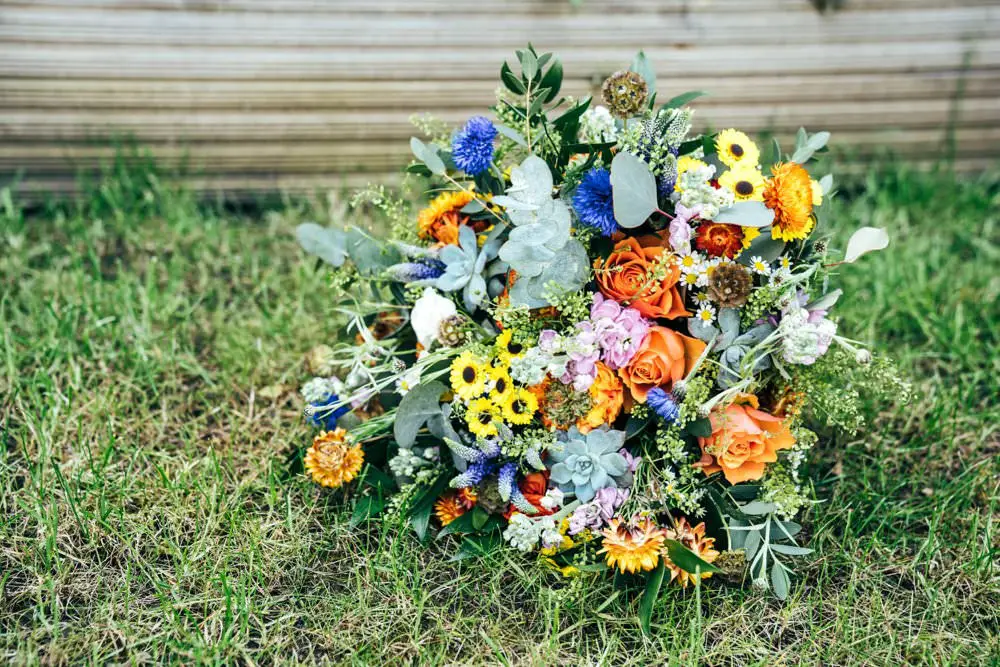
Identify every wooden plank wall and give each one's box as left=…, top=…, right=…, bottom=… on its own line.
left=1, top=0, right=998, bottom=197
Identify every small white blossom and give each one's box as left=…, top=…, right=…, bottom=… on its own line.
left=579, top=105, right=618, bottom=143
left=301, top=376, right=342, bottom=404
left=539, top=488, right=565, bottom=511
left=750, top=255, right=771, bottom=275
left=410, top=288, right=457, bottom=352
left=503, top=513, right=542, bottom=552
left=395, top=367, right=422, bottom=396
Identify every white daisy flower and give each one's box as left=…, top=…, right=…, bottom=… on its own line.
left=750, top=255, right=771, bottom=275
left=695, top=304, right=717, bottom=323
left=681, top=272, right=701, bottom=288
left=678, top=252, right=703, bottom=276
left=779, top=256, right=792, bottom=270
left=693, top=291, right=711, bottom=305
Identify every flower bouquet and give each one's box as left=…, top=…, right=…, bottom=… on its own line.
left=294, top=47, right=904, bottom=624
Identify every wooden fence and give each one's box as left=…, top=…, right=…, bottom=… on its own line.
left=1, top=0, right=998, bottom=196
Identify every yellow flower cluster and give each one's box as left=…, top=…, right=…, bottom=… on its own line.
left=449, top=331, right=537, bottom=438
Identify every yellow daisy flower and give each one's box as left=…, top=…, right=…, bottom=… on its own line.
left=466, top=397, right=502, bottom=438
left=494, top=329, right=526, bottom=363
left=488, top=366, right=514, bottom=401
left=719, top=167, right=766, bottom=202
left=741, top=226, right=760, bottom=250
left=450, top=351, right=488, bottom=402
left=674, top=156, right=708, bottom=192
left=501, top=387, right=538, bottom=425
left=715, top=129, right=760, bottom=169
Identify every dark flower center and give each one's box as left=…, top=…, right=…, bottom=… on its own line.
left=507, top=342, right=523, bottom=354
left=479, top=412, right=492, bottom=425
left=730, top=144, right=745, bottom=157
left=495, top=378, right=507, bottom=394
left=462, top=367, right=476, bottom=383
left=512, top=400, right=525, bottom=414
left=735, top=180, right=754, bottom=196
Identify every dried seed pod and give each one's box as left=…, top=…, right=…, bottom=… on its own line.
left=601, top=70, right=649, bottom=119
left=707, top=262, right=753, bottom=308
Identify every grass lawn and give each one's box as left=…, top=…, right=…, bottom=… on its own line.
left=1, top=157, right=998, bottom=665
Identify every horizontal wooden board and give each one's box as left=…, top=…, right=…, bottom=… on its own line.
left=1, top=0, right=997, bottom=198
left=3, top=7, right=998, bottom=47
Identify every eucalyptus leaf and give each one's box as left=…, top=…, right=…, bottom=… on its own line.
left=610, top=151, right=658, bottom=228
left=744, top=527, right=762, bottom=561
left=393, top=381, right=446, bottom=447
left=460, top=199, right=486, bottom=214
left=770, top=544, right=813, bottom=556
left=538, top=58, right=563, bottom=102
left=495, top=124, right=528, bottom=147
left=819, top=173, right=834, bottom=194
left=843, top=226, right=889, bottom=263
left=740, top=501, right=778, bottom=515
left=716, top=200, right=775, bottom=228
left=738, top=231, right=785, bottom=265
left=790, top=129, right=830, bottom=164
left=296, top=222, right=348, bottom=267
left=662, top=90, right=706, bottom=110
left=410, top=137, right=446, bottom=175
left=629, top=50, right=657, bottom=98
left=519, top=49, right=539, bottom=80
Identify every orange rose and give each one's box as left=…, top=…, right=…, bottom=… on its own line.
left=577, top=362, right=624, bottom=433
left=695, top=403, right=795, bottom=484
left=619, top=326, right=706, bottom=402
left=504, top=471, right=554, bottom=519
left=594, top=234, right=689, bottom=319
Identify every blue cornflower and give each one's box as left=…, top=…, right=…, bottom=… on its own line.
left=646, top=387, right=680, bottom=425
left=308, top=394, right=351, bottom=430
left=386, top=258, right=446, bottom=283
left=451, top=116, right=497, bottom=175
left=572, top=167, right=618, bottom=237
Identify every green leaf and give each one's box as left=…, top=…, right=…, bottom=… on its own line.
left=345, top=227, right=401, bottom=275
left=410, top=502, right=434, bottom=541
left=684, top=418, right=713, bottom=438
left=519, top=49, right=539, bottom=80
left=472, top=506, right=489, bottom=530
left=662, top=90, right=706, bottom=110
left=701, top=133, right=717, bottom=158
left=501, top=61, right=526, bottom=94
left=449, top=533, right=501, bottom=561
left=664, top=539, right=722, bottom=575
left=770, top=543, right=813, bottom=556
left=538, top=58, right=563, bottom=102
left=629, top=50, right=657, bottom=99
left=349, top=495, right=384, bottom=527
left=409, top=137, right=446, bottom=175
left=715, top=200, right=775, bottom=228
left=409, top=476, right=450, bottom=541
left=790, top=129, right=830, bottom=164
left=771, top=560, right=791, bottom=600
left=358, top=464, right=395, bottom=492
left=296, top=223, right=348, bottom=267
left=436, top=509, right=478, bottom=539
left=495, top=124, right=527, bottom=147
left=625, top=414, right=652, bottom=440
left=393, top=381, right=445, bottom=447
left=638, top=559, right=666, bottom=636
left=737, top=231, right=785, bottom=265
left=740, top=501, right=778, bottom=515
left=844, top=227, right=889, bottom=263
left=460, top=199, right=486, bottom=214
left=610, top=151, right=658, bottom=229
left=728, top=484, right=762, bottom=502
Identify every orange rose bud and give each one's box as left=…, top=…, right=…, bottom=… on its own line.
left=577, top=362, right=625, bottom=433
left=618, top=326, right=706, bottom=402
left=594, top=235, right=689, bottom=320
left=695, top=403, right=796, bottom=484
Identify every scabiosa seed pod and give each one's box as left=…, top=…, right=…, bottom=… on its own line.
left=474, top=475, right=507, bottom=515
left=707, top=262, right=753, bottom=308
left=601, top=70, right=649, bottom=119
left=436, top=314, right=466, bottom=347
left=813, top=239, right=829, bottom=255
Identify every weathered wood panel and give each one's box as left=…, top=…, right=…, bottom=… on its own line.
left=1, top=0, right=997, bottom=197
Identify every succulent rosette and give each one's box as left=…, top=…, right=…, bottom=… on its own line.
left=293, top=47, right=902, bottom=626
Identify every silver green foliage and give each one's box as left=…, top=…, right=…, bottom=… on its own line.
left=689, top=308, right=774, bottom=389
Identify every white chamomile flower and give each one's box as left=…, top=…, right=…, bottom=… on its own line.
left=750, top=255, right=771, bottom=275
left=779, top=256, right=792, bottom=270
left=678, top=252, right=703, bottom=274
left=693, top=291, right=711, bottom=305
left=695, top=304, right=717, bottom=323
left=681, top=271, right=701, bottom=288
left=395, top=367, right=422, bottom=396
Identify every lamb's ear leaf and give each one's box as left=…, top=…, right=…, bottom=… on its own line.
left=610, top=151, right=658, bottom=229
left=638, top=559, right=666, bottom=636
left=771, top=560, right=791, bottom=600
left=393, top=381, right=446, bottom=447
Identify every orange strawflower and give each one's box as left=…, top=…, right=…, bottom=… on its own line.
left=434, top=492, right=467, bottom=526
left=662, top=517, right=720, bottom=588
left=304, top=429, right=364, bottom=488
left=764, top=163, right=815, bottom=242
left=577, top=362, right=625, bottom=433
left=598, top=516, right=667, bottom=574
left=695, top=222, right=745, bottom=259
left=417, top=191, right=483, bottom=245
